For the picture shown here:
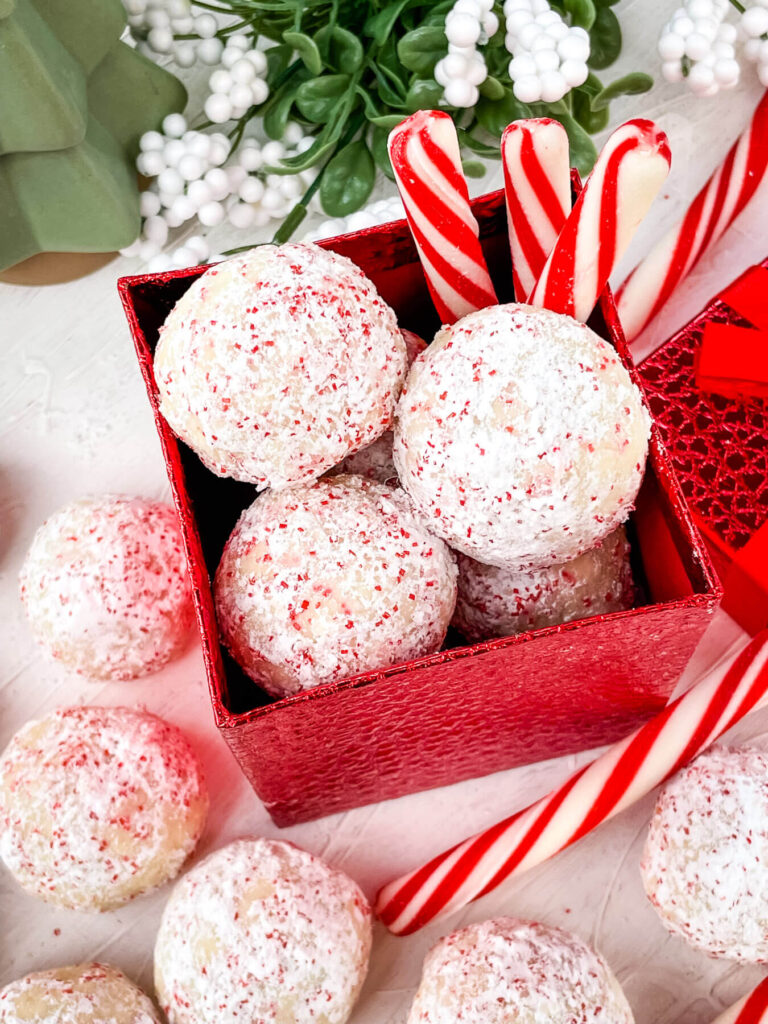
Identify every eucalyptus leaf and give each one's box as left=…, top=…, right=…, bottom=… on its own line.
left=282, top=31, right=322, bottom=75
left=370, top=124, right=395, bottom=180
left=315, top=25, right=364, bottom=72
left=405, top=78, right=443, bottom=111
left=397, top=26, right=446, bottom=75
left=564, top=0, right=595, bottom=29
left=590, top=71, right=653, bottom=110
left=559, top=111, right=598, bottom=174
left=320, top=139, right=375, bottom=216
left=588, top=5, right=621, bottom=69
left=295, top=74, right=351, bottom=123
left=478, top=75, right=505, bottom=101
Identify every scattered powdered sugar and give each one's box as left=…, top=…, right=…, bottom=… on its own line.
left=407, top=917, right=634, bottom=1024
left=214, top=474, right=457, bottom=696
left=154, top=242, right=408, bottom=489
left=393, top=304, right=651, bottom=571
left=0, top=962, right=161, bottom=1023
left=641, top=745, right=768, bottom=962
left=0, top=706, right=209, bottom=912
left=453, top=525, right=635, bottom=642
left=154, top=838, right=372, bottom=1024
left=19, top=495, right=194, bottom=681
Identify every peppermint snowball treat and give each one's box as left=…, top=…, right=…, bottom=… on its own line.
left=154, top=242, right=408, bottom=488
left=0, top=963, right=162, bottom=1024
left=394, top=304, right=651, bottom=570
left=214, top=475, right=457, bottom=696
left=332, top=329, right=427, bottom=485
left=19, top=496, right=193, bottom=681
left=154, top=838, right=372, bottom=1024
left=407, top=918, right=634, bottom=1024
left=454, top=526, right=634, bottom=642
left=0, top=706, right=208, bottom=911
left=641, top=745, right=768, bottom=962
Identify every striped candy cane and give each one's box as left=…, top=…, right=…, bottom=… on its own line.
left=388, top=110, right=498, bottom=324
left=376, top=628, right=768, bottom=935
left=528, top=119, right=671, bottom=324
left=502, top=118, right=571, bottom=302
left=617, top=90, right=768, bottom=344
left=712, top=978, right=768, bottom=1024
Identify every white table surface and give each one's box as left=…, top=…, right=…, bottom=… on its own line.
left=3, top=1, right=768, bottom=1019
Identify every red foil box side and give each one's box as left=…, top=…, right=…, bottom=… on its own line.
left=119, top=189, right=720, bottom=827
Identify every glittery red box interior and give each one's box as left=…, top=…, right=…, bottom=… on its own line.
left=119, top=189, right=720, bottom=827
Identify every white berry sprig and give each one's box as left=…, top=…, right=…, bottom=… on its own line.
left=658, top=0, right=740, bottom=95
left=434, top=0, right=499, bottom=108
left=123, top=0, right=224, bottom=66
left=203, top=34, right=270, bottom=124
left=503, top=0, right=590, bottom=104
left=740, top=0, right=768, bottom=85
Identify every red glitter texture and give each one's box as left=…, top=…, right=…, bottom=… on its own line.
left=119, top=188, right=720, bottom=827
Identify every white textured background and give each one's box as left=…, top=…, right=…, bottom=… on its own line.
left=3, top=0, right=768, bottom=1018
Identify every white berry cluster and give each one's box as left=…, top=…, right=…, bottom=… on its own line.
left=305, top=195, right=407, bottom=242
left=658, top=0, right=740, bottom=95
left=435, top=0, right=499, bottom=108
left=123, top=0, right=224, bottom=67
left=122, top=113, right=315, bottom=270
left=204, top=35, right=270, bottom=124
left=741, top=1, right=768, bottom=87
left=504, top=0, right=590, bottom=104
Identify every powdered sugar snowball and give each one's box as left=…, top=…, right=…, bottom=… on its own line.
left=331, top=329, right=427, bottom=485
left=154, top=243, right=408, bottom=488
left=214, top=475, right=457, bottom=696
left=641, top=745, right=768, bottom=962
left=19, top=496, right=194, bottom=681
left=453, top=525, right=634, bottom=641
left=407, top=917, right=634, bottom=1024
left=0, top=963, right=162, bottom=1023
left=154, top=838, right=372, bottom=1024
left=393, top=304, right=650, bottom=570
left=0, top=706, right=208, bottom=911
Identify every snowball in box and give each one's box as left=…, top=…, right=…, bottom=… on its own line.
left=394, top=303, right=651, bottom=570
left=154, top=242, right=408, bottom=489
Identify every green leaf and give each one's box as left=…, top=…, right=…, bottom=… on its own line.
left=370, top=124, right=396, bottom=180
left=478, top=75, right=506, bottom=101
left=364, top=0, right=412, bottom=44
left=315, top=25, right=364, bottom=72
left=462, top=159, right=486, bottom=178
left=397, top=26, right=446, bottom=75
left=405, top=78, right=444, bottom=112
left=272, top=202, right=308, bottom=243
left=559, top=111, right=598, bottom=174
left=572, top=87, right=609, bottom=133
left=320, top=139, right=376, bottom=216
left=457, top=127, right=499, bottom=158
left=265, top=133, right=337, bottom=173
left=282, top=31, right=322, bottom=75
left=475, top=89, right=532, bottom=136
left=590, top=71, right=653, bottom=110
left=588, top=6, right=621, bottom=69
left=369, top=112, right=408, bottom=128
left=261, top=71, right=311, bottom=140
left=266, top=44, right=293, bottom=80
left=564, top=0, right=596, bottom=29
left=372, top=64, right=407, bottom=107
left=295, top=75, right=351, bottom=123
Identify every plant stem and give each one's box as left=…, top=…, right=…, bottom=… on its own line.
left=727, top=0, right=746, bottom=12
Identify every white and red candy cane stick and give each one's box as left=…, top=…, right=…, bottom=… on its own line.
left=502, top=118, right=571, bottom=302
left=616, top=91, right=768, bottom=344
left=388, top=110, right=497, bottom=324
left=527, top=119, right=671, bottom=324
left=376, top=628, right=768, bottom=935
left=712, top=978, right=768, bottom=1024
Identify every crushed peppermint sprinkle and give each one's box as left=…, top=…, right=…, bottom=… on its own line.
left=214, top=474, right=457, bottom=696
left=19, top=495, right=194, bottom=681
left=331, top=329, right=427, bottom=486
left=407, top=917, right=633, bottom=1024
left=154, top=242, right=408, bottom=489
left=641, top=745, right=768, bottom=963
left=154, top=838, right=372, bottom=1024
left=0, top=962, right=162, bottom=1023
left=393, top=304, right=651, bottom=571
left=0, top=706, right=208, bottom=912
left=453, top=525, right=634, bottom=642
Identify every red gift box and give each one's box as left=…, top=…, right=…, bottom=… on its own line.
left=118, top=189, right=720, bottom=827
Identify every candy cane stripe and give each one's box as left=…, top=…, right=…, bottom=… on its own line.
left=712, top=977, right=768, bottom=1024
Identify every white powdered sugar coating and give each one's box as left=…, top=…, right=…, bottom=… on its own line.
left=0, top=706, right=208, bottom=912
left=407, top=918, right=634, bottom=1024
left=154, top=838, right=372, bottom=1024
left=641, top=745, right=768, bottom=963
left=331, top=329, right=427, bottom=486
left=0, top=963, right=161, bottom=1023
left=393, top=304, right=651, bottom=570
left=453, top=525, right=634, bottom=642
left=19, top=496, right=194, bottom=681
left=214, top=474, right=457, bottom=696
left=154, top=242, right=408, bottom=489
